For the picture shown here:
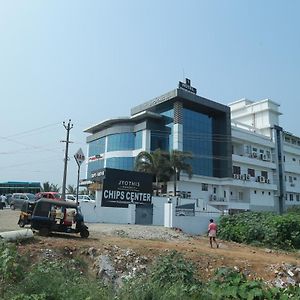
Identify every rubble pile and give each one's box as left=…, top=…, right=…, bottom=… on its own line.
left=84, top=245, right=151, bottom=287
left=111, top=226, right=190, bottom=241
left=267, top=263, right=300, bottom=288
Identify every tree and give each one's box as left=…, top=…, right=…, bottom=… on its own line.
left=67, top=185, right=76, bottom=195
left=169, top=150, right=193, bottom=195
left=41, top=182, right=60, bottom=192
left=135, top=149, right=172, bottom=195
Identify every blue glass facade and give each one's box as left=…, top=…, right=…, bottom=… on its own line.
left=182, top=108, right=213, bottom=176
left=151, top=108, right=173, bottom=152
left=134, top=131, right=143, bottom=149
left=88, top=137, right=105, bottom=157
left=107, top=133, right=135, bottom=151
left=87, top=159, right=104, bottom=179
left=106, top=157, right=134, bottom=170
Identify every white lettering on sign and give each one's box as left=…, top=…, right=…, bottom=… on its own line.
left=103, top=190, right=151, bottom=202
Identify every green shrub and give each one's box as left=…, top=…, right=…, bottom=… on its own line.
left=118, top=250, right=203, bottom=300
left=4, top=259, right=113, bottom=300
left=218, top=211, right=300, bottom=250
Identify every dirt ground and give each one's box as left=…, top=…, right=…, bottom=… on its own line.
left=1, top=209, right=300, bottom=283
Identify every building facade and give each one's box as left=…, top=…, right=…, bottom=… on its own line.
left=84, top=80, right=300, bottom=213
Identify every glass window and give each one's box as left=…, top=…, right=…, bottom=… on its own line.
left=182, top=108, right=213, bottom=176
left=202, top=183, right=208, bottom=191
left=290, top=194, right=294, bottom=201
left=107, top=133, right=135, bottom=151
left=87, top=160, right=104, bottom=179
left=261, top=171, right=268, bottom=179
left=135, top=131, right=143, bottom=149
left=248, top=168, right=255, bottom=177
left=233, top=166, right=241, bottom=174
left=151, top=131, right=169, bottom=151
left=106, top=157, right=134, bottom=171
left=151, top=107, right=173, bottom=152
left=88, top=137, right=105, bottom=157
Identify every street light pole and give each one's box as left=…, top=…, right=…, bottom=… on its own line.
left=61, top=119, right=73, bottom=201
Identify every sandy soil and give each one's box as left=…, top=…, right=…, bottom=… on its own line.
left=1, top=209, right=300, bottom=282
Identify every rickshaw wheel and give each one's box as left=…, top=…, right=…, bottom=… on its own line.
left=39, top=227, right=49, bottom=236
left=18, top=220, right=26, bottom=228
left=80, top=229, right=89, bottom=238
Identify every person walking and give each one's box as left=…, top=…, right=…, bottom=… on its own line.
left=208, top=219, right=219, bottom=248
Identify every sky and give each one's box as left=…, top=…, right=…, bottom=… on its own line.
left=0, top=0, right=299, bottom=187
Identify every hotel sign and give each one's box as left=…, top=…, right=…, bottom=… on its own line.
left=178, top=78, right=197, bottom=94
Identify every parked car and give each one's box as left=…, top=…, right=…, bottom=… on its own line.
left=65, top=194, right=76, bottom=202
left=78, top=195, right=95, bottom=202
left=35, top=192, right=62, bottom=201
left=31, top=199, right=89, bottom=238
left=10, top=193, right=36, bottom=210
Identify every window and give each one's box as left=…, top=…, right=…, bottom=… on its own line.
left=261, top=171, right=268, bottom=179
left=254, top=190, right=257, bottom=194
left=238, top=192, right=243, bottom=200
left=224, top=191, right=226, bottom=198
left=290, top=194, right=294, bottom=201
left=293, top=158, right=296, bottom=162
left=233, top=166, right=241, bottom=175
left=297, top=195, right=300, bottom=202
left=202, top=183, right=208, bottom=191
left=294, top=177, right=297, bottom=181
left=289, top=176, right=293, bottom=183
left=107, top=133, right=135, bottom=151
left=262, top=191, right=264, bottom=195
left=248, top=168, right=255, bottom=177
left=213, top=187, right=217, bottom=194
left=268, top=192, right=271, bottom=195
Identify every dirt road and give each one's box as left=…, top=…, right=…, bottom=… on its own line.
left=1, top=209, right=300, bottom=283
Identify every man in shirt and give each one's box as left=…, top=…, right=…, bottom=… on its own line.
left=208, top=219, right=219, bottom=248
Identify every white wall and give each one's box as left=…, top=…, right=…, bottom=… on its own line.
left=80, top=202, right=133, bottom=224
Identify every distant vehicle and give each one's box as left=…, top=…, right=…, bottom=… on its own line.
left=10, top=193, right=36, bottom=210
left=36, top=192, right=62, bottom=201
left=18, top=200, right=36, bottom=227
left=5, top=194, right=12, bottom=205
left=65, top=194, right=76, bottom=202
left=78, top=195, right=95, bottom=202
left=31, top=199, right=89, bottom=238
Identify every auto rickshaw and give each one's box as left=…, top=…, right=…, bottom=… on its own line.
left=30, top=199, right=89, bottom=238
left=18, top=200, right=36, bottom=227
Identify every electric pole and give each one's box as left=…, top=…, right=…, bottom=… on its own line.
left=61, top=119, right=73, bottom=201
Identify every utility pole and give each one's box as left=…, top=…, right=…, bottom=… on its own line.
left=61, top=119, right=73, bottom=201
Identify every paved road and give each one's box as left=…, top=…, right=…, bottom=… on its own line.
left=0, top=207, right=188, bottom=241
left=0, top=208, right=21, bottom=232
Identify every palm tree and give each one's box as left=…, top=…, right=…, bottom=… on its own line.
left=169, top=150, right=193, bottom=196
left=67, top=185, right=76, bottom=195
left=135, top=149, right=171, bottom=195
left=41, top=182, right=60, bottom=192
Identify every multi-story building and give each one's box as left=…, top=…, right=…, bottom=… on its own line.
left=84, top=80, right=300, bottom=213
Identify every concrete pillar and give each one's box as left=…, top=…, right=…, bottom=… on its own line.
left=128, top=203, right=136, bottom=224
left=164, top=202, right=173, bottom=228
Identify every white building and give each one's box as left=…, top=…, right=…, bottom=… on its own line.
left=84, top=80, right=300, bottom=214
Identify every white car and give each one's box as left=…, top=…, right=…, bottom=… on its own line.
left=78, top=195, right=95, bottom=202
left=65, top=194, right=76, bottom=202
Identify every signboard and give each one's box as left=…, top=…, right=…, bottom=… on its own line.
left=90, top=169, right=105, bottom=180
left=74, top=148, right=85, bottom=166
left=175, top=203, right=195, bottom=216
left=178, top=79, right=197, bottom=94
left=99, top=168, right=153, bottom=207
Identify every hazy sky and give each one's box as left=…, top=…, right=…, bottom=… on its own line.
left=0, top=0, right=299, bottom=187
